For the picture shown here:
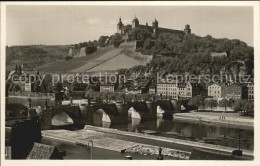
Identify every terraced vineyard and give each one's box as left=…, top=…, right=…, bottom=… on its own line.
left=34, top=43, right=149, bottom=73
left=34, top=47, right=114, bottom=72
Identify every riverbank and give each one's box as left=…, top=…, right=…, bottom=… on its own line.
left=42, top=129, right=190, bottom=159
left=42, top=125, right=253, bottom=160
left=8, top=95, right=55, bottom=100
left=174, top=112, right=253, bottom=129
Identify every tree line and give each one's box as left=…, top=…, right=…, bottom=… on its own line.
left=188, top=95, right=254, bottom=116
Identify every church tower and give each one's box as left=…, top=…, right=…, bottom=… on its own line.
left=184, top=24, right=191, bottom=35
left=117, top=17, right=124, bottom=34
left=132, top=16, right=139, bottom=28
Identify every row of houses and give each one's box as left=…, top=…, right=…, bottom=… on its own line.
left=99, top=75, right=254, bottom=101
left=7, top=65, right=253, bottom=101
left=208, top=82, right=254, bottom=100
left=156, top=81, right=200, bottom=100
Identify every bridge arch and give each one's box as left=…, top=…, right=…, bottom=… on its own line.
left=129, top=107, right=142, bottom=119
left=51, top=112, right=74, bottom=126
left=97, top=108, right=112, bottom=123
left=156, top=105, right=166, bottom=118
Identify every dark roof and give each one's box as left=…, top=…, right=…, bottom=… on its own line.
left=100, top=83, right=115, bottom=86
left=6, top=103, right=28, bottom=119
left=227, top=83, right=242, bottom=88
left=27, top=143, right=62, bottom=159
left=6, top=103, right=28, bottom=112
left=153, top=19, right=158, bottom=23
left=138, top=25, right=153, bottom=31
left=157, top=27, right=184, bottom=34
left=6, top=103, right=38, bottom=120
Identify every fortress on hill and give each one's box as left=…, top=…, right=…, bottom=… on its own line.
left=117, top=16, right=191, bottom=41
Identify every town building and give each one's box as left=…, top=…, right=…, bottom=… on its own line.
left=27, top=143, right=64, bottom=159
left=100, top=83, right=116, bottom=92
left=5, top=103, right=41, bottom=159
left=211, top=52, right=228, bottom=58
left=156, top=81, right=200, bottom=100
left=208, top=83, right=243, bottom=100
left=125, top=79, right=151, bottom=94
left=247, top=82, right=254, bottom=100
left=149, top=86, right=156, bottom=94
left=208, top=84, right=226, bottom=99
left=225, top=83, right=242, bottom=100
left=6, top=65, right=41, bottom=92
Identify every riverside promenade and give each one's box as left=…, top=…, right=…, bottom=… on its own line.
left=42, top=125, right=253, bottom=160
left=174, top=112, right=253, bottom=129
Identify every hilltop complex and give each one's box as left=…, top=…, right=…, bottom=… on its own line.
left=117, top=16, right=191, bottom=42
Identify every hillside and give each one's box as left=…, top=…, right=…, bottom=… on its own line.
left=6, top=45, right=72, bottom=71
left=34, top=46, right=113, bottom=72
left=130, top=32, right=254, bottom=80
left=6, top=32, right=254, bottom=80
left=25, top=43, right=149, bottom=73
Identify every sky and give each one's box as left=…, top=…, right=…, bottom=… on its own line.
left=6, top=5, right=254, bottom=46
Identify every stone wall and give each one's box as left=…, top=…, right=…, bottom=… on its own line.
left=189, top=148, right=247, bottom=160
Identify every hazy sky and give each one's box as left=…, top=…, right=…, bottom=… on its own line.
left=6, top=5, right=253, bottom=46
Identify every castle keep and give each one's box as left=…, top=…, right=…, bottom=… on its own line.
left=117, top=16, right=191, bottom=41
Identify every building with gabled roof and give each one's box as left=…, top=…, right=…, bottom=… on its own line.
left=27, top=143, right=63, bottom=159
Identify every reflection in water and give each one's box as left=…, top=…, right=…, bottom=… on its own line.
left=131, top=118, right=141, bottom=130
left=102, top=122, right=111, bottom=128
left=107, top=119, right=253, bottom=150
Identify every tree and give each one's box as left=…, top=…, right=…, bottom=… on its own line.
left=110, top=33, right=123, bottom=48
left=242, top=100, right=254, bottom=115
left=42, top=74, right=53, bottom=93
left=131, top=27, right=152, bottom=42
left=54, top=82, right=64, bottom=103
left=98, top=36, right=109, bottom=47
left=143, top=38, right=154, bottom=50
left=232, top=99, right=245, bottom=112
left=33, top=80, right=41, bottom=92
left=13, top=84, right=21, bottom=92
left=124, top=24, right=132, bottom=33
left=218, top=99, right=229, bottom=112
left=188, top=96, right=205, bottom=112
left=205, top=99, right=218, bottom=111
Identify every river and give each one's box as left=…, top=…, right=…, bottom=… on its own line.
left=7, top=97, right=254, bottom=151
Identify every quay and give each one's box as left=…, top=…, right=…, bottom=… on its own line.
left=174, top=112, right=254, bottom=129
left=42, top=125, right=253, bottom=160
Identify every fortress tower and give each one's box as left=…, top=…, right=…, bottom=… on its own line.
left=132, top=16, right=139, bottom=28
left=117, top=17, right=124, bottom=33
left=152, top=19, right=158, bottom=29
left=152, top=18, right=159, bottom=35
left=184, top=24, right=191, bottom=35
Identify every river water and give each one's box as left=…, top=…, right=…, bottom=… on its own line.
left=7, top=97, right=254, bottom=151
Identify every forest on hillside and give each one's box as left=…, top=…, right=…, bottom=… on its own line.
left=6, top=45, right=72, bottom=71
left=6, top=29, right=254, bottom=81
left=118, top=28, right=254, bottom=81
